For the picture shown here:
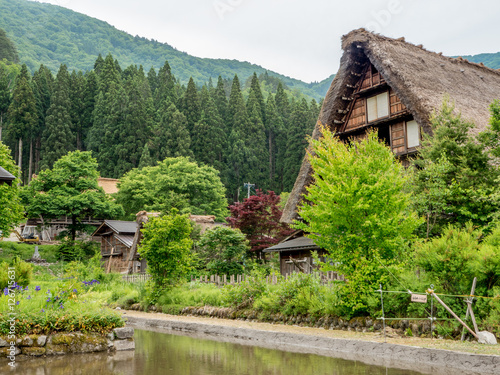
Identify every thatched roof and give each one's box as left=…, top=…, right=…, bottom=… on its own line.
left=97, top=177, right=119, bottom=195
left=281, top=28, right=500, bottom=224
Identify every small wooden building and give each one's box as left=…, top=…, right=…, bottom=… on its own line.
left=264, top=231, right=327, bottom=275
left=0, top=166, right=15, bottom=186
left=93, top=220, right=145, bottom=273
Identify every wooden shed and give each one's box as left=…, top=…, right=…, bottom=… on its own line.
left=281, top=28, right=500, bottom=225
left=0, top=166, right=15, bottom=186
left=93, top=220, right=145, bottom=273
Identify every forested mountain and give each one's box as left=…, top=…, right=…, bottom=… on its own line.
left=461, top=52, right=500, bottom=69
left=1, top=53, right=321, bottom=203
left=0, top=0, right=330, bottom=100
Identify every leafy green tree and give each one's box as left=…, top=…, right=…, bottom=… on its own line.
left=195, top=226, right=248, bottom=276
left=41, top=64, right=75, bottom=170
left=22, top=150, right=123, bottom=241
left=412, top=99, right=499, bottom=236
left=0, top=141, right=23, bottom=235
left=297, top=129, right=421, bottom=312
left=479, top=100, right=500, bottom=160
left=139, top=211, right=193, bottom=291
left=116, top=157, right=228, bottom=221
left=213, top=76, right=228, bottom=126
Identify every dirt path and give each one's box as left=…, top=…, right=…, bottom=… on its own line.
left=122, top=309, right=499, bottom=356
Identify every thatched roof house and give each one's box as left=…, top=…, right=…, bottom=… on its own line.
left=281, top=28, right=500, bottom=224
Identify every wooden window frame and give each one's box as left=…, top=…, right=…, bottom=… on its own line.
left=366, top=91, right=390, bottom=123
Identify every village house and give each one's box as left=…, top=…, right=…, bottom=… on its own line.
left=93, top=212, right=224, bottom=274
left=273, top=29, right=500, bottom=275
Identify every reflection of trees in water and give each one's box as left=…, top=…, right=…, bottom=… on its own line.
left=135, top=330, right=416, bottom=375
left=1, top=330, right=419, bottom=375
left=0, top=351, right=133, bottom=375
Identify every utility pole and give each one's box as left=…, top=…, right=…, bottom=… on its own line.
left=243, top=182, right=255, bottom=199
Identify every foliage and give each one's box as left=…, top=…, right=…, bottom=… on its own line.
left=0, top=28, right=19, bottom=63
left=0, top=256, right=33, bottom=289
left=116, top=157, right=228, bottom=221
left=222, top=270, right=268, bottom=309
left=56, top=239, right=100, bottom=262
left=0, top=141, right=23, bottom=234
left=228, top=190, right=293, bottom=257
left=0, top=281, right=124, bottom=335
left=415, top=223, right=500, bottom=296
left=195, top=226, right=248, bottom=276
left=412, top=99, right=499, bottom=237
left=297, top=129, right=421, bottom=313
left=21, top=150, right=124, bottom=240
left=139, top=211, right=193, bottom=294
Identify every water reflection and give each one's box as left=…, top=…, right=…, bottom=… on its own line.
left=1, top=329, right=425, bottom=375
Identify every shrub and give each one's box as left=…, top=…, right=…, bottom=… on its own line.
left=0, top=256, right=33, bottom=289
left=56, top=239, right=100, bottom=262
left=195, top=226, right=248, bottom=276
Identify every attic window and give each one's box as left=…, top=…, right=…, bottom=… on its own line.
left=406, top=120, right=420, bottom=148
left=366, top=92, right=389, bottom=122
left=391, top=120, right=420, bottom=155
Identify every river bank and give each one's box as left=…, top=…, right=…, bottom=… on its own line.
left=123, top=310, right=499, bottom=375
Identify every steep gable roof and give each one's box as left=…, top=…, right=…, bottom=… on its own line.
left=281, top=28, right=500, bottom=224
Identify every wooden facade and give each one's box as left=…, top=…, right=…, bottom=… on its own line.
left=264, top=233, right=330, bottom=276
left=93, top=220, right=145, bottom=274
left=340, top=63, right=418, bottom=158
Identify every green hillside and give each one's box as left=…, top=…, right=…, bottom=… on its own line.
left=0, top=0, right=330, bottom=100
left=461, top=52, right=500, bottom=69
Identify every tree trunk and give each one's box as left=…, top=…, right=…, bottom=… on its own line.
left=71, top=215, right=77, bottom=242
left=18, top=138, right=22, bottom=185
left=269, top=131, right=273, bottom=182
left=28, top=139, right=33, bottom=184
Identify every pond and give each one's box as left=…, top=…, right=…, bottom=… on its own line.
left=2, top=329, right=436, bottom=374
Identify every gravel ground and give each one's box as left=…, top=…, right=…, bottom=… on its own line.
left=122, top=310, right=499, bottom=356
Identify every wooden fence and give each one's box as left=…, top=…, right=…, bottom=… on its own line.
left=191, top=271, right=344, bottom=286
left=122, top=273, right=151, bottom=283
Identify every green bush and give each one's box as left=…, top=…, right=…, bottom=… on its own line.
left=56, top=239, right=100, bottom=262
left=222, top=272, right=268, bottom=309
left=0, top=256, right=33, bottom=289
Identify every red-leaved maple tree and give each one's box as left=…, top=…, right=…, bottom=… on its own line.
left=227, top=190, right=293, bottom=258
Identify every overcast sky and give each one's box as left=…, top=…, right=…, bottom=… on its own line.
left=34, top=0, right=500, bottom=83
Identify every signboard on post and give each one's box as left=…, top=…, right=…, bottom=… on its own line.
left=411, top=294, right=428, bottom=303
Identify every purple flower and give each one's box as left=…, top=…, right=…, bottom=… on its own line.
left=41, top=309, right=45, bottom=312
left=73, top=289, right=77, bottom=293
left=3, top=288, right=8, bottom=296
left=26, top=295, right=31, bottom=300
left=35, top=286, right=41, bottom=291
left=25, top=286, right=29, bottom=291
left=46, top=298, right=51, bottom=302
left=16, top=301, right=19, bottom=305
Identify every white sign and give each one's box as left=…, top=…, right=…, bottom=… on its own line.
left=411, top=294, right=428, bottom=303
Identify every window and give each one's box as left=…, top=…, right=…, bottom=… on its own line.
left=390, top=120, right=420, bottom=155
left=366, top=92, right=389, bottom=122
left=406, top=120, right=420, bottom=148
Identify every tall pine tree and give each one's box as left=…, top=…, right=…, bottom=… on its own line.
left=41, top=64, right=75, bottom=170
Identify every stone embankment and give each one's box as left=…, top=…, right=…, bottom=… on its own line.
left=0, top=327, right=135, bottom=357
left=129, top=304, right=473, bottom=339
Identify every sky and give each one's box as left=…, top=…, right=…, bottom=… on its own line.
left=33, top=0, right=500, bottom=83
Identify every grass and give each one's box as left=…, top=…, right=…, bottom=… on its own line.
left=0, top=241, right=59, bottom=263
